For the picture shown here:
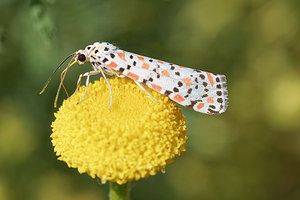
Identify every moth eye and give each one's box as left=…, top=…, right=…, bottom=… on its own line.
left=78, top=54, right=86, bottom=62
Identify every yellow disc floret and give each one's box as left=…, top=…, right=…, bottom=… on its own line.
left=51, top=77, right=187, bottom=184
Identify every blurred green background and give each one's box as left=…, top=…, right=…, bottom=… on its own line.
left=1, top=0, right=300, bottom=199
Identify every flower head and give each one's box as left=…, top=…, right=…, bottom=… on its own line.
left=51, top=77, right=187, bottom=184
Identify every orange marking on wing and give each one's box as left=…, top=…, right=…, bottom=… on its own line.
left=151, top=84, right=162, bottom=92
left=127, top=72, right=139, bottom=81
left=207, top=97, right=214, bottom=103
left=182, top=78, right=192, bottom=86
left=178, top=66, right=186, bottom=68
left=137, top=56, right=144, bottom=61
left=206, top=72, right=214, bottom=87
left=197, top=103, right=205, bottom=110
left=161, top=70, right=170, bottom=77
left=108, top=61, right=118, bottom=68
left=173, top=94, right=185, bottom=103
left=158, top=60, right=164, bottom=64
left=142, top=62, right=150, bottom=69
left=117, top=53, right=126, bottom=62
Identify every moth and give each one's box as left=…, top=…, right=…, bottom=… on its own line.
left=40, top=42, right=228, bottom=114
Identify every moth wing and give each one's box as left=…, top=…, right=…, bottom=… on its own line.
left=104, top=50, right=228, bottom=114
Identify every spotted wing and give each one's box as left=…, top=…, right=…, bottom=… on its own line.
left=100, top=49, right=228, bottom=114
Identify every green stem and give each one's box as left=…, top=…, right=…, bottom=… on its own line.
left=109, top=182, right=130, bottom=200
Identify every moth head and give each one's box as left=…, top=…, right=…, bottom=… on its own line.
left=75, top=50, right=88, bottom=64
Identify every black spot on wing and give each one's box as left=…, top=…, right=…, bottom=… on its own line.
left=164, top=90, right=172, bottom=97
left=119, top=68, right=125, bottom=73
left=102, top=58, right=108, bottom=63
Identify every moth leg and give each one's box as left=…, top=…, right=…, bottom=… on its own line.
left=76, top=71, right=99, bottom=104
left=71, top=73, right=84, bottom=98
left=98, top=66, right=113, bottom=112
left=114, top=72, right=126, bottom=78
left=134, top=80, right=159, bottom=104
left=104, top=71, right=114, bottom=76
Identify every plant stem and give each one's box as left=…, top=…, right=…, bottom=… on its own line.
left=109, top=182, right=130, bottom=200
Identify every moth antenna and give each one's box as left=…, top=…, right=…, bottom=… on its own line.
left=54, top=59, right=77, bottom=108
left=59, top=56, right=77, bottom=98
left=40, top=53, right=75, bottom=94
left=60, top=67, right=70, bottom=99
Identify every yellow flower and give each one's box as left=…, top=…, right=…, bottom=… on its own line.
left=51, top=77, right=187, bottom=184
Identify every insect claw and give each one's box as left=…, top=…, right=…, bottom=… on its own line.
left=77, top=98, right=83, bottom=105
